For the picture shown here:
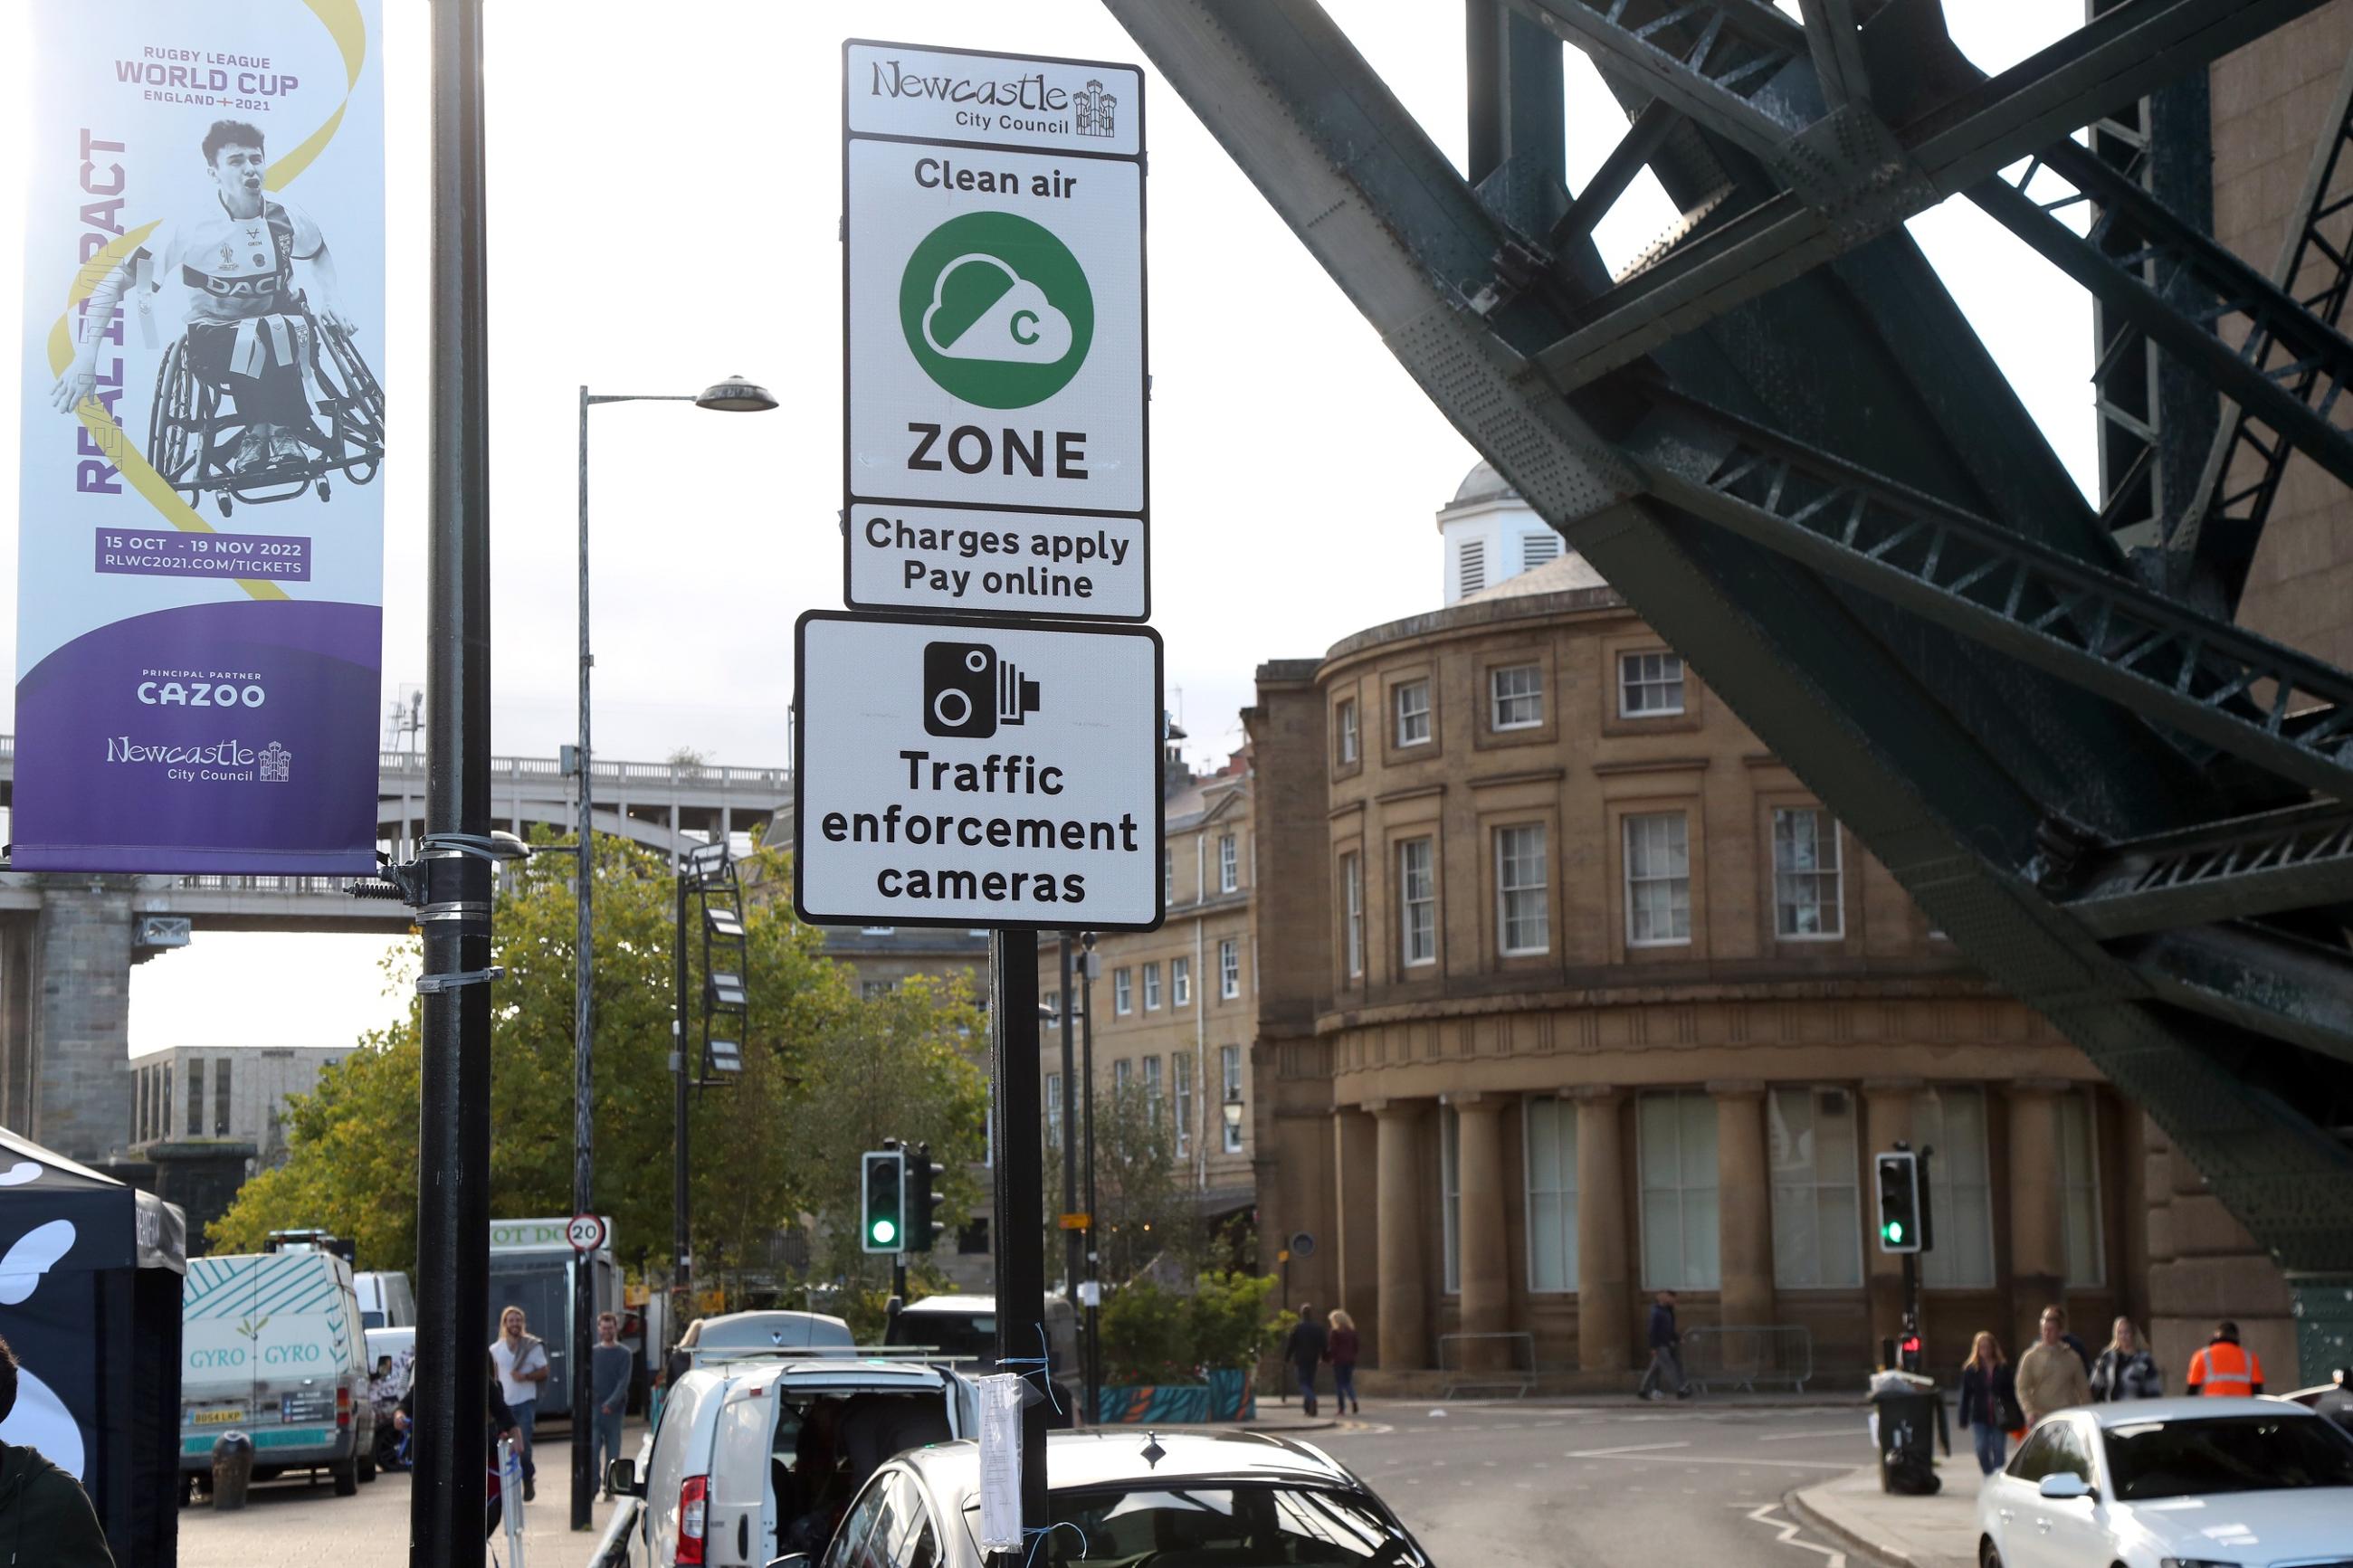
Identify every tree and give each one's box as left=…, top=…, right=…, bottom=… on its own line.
left=781, top=974, right=989, bottom=1294
left=1043, top=1078, right=1199, bottom=1288
left=213, top=834, right=865, bottom=1275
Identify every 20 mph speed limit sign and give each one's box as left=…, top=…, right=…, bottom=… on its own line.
left=567, top=1214, right=608, bottom=1253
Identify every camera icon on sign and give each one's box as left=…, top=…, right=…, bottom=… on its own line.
left=923, top=641, right=1042, bottom=739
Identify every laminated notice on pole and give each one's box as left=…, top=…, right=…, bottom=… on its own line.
left=976, top=1372, right=1024, bottom=1552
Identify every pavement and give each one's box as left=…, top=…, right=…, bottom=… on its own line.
left=1788, top=1456, right=1984, bottom=1568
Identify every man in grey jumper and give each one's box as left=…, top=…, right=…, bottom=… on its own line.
left=591, top=1312, right=634, bottom=1498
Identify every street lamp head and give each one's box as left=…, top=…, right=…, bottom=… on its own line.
left=695, top=375, right=778, bottom=413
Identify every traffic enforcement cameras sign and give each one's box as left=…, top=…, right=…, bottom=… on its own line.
left=794, top=611, right=1165, bottom=931
left=843, top=40, right=1147, bottom=622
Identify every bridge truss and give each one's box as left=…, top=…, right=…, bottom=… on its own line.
left=1105, top=0, right=2353, bottom=1375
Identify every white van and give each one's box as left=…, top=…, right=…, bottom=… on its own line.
left=180, top=1250, right=376, bottom=1494
left=352, top=1269, right=415, bottom=1329
left=613, top=1357, right=975, bottom=1566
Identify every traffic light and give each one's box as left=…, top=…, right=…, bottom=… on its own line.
left=905, top=1142, right=948, bottom=1254
left=1875, top=1150, right=1922, bottom=1253
left=862, top=1148, right=905, bottom=1254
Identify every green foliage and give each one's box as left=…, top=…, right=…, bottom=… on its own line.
left=1043, top=1076, right=1201, bottom=1286
left=211, top=835, right=978, bottom=1285
left=1099, top=1278, right=1195, bottom=1386
left=1098, top=1272, right=1291, bottom=1386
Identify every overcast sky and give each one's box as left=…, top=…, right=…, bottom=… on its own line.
left=0, top=2, right=2096, bottom=1053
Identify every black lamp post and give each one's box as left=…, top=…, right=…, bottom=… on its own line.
left=570, top=376, right=774, bottom=1530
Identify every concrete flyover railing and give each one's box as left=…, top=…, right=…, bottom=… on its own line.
left=1436, top=1331, right=1537, bottom=1399
left=1683, top=1325, right=1814, bottom=1393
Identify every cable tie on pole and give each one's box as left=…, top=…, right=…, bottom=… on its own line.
left=415, top=965, right=505, bottom=995
left=421, top=832, right=508, bottom=860
left=1022, top=1520, right=1089, bottom=1567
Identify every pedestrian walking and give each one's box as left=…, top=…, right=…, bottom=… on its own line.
left=1327, top=1307, right=1361, bottom=1415
left=592, top=1310, right=633, bottom=1498
left=1637, top=1289, right=1691, bottom=1401
left=2313, top=1368, right=2353, bottom=1437
left=489, top=1304, right=551, bottom=1501
left=2089, top=1316, right=2164, bottom=1402
left=1285, top=1304, right=1329, bottom=1418
left=1956, top=1332, right=2023, bottom=1476
left=0, top=1334, right=114, bottom=1567
left=2016, top=1305, right=2091, bottom=1425
left=2185, top=1320, right=2264, bottom=1397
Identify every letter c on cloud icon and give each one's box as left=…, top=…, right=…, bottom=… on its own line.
left=923, top=255, right=1073, bottom=366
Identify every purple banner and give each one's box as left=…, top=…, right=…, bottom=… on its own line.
left=94, top=528, right=310, bottom=582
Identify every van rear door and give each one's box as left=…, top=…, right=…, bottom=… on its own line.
left=705, top=1375, right=783, bottom=1565
left=181, top=1255, right=262, bottom=1460
left=644, top=1370, right=725, bottom=1565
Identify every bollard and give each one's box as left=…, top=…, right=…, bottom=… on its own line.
left=211, top=1430, right=255, bottom=1511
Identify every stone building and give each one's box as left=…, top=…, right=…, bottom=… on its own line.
left=1034, top=756, right=1262, bottom=1250
left=1236, top=464, right=2147, bottom=1387
left=129, top=1042, right=347, bottom=1165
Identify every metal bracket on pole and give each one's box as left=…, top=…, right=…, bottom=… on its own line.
left=416, top=966, right=506, bottom=995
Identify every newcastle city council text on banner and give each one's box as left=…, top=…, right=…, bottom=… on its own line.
left=14, top=0, right=386, bottom=872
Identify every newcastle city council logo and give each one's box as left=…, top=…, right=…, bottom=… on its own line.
left=900, top=211, right=1095, bottom=409
left=259, top=742, right=292, bottom=783
left=1074, top=79, right=1117, bottom=138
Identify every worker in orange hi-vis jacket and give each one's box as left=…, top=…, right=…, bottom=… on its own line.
left=2185, top=1320, right=2264, bottom=1397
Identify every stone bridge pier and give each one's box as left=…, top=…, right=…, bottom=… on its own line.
left=0, top=881, right=142, bottom=1166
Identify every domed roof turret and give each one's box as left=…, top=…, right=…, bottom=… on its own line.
left=1450, top=459, right=1519, bottom=508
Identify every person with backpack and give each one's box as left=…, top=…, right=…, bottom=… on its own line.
left=1957, top=1332, right=2024, bottom=1475
left=2090, top=1316, right=2164, bottom=1402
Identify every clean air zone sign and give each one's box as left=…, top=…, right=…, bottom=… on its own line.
left=844, top=41, right=1147, bottom=622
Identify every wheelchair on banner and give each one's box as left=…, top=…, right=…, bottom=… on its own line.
left=144, top=290, right=384, bottom=518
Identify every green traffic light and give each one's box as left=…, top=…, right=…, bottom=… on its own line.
left=1884, top=1221, right=1905, bottom=1243
left=872, top=1218, right=897, bottom=1246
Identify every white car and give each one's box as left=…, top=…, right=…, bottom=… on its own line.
left=1977, top=1397, right=2353, bottom=1568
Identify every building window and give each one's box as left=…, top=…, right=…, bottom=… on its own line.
left=1043, top=990, right=1060, bottom=1029
left=957, top=1218, right=990, bottom=1255
left=1342, top=852, right=1365, bottom=979
left=1143, top=963, right=1162, bottom=1011
left=1143, top=1056, right=1162, bottom=1124
left=1114, top=1058, right=1132, bottom=1096
left=1220, top=1045, right=1243, bottom=1152
left=1047, top=1074, right=1063, bottom=1148
left=1114, top=968, right=1133, bottom=1015
left=1522, top=532, right=1562, bottom=571
left=1172, top=955, right=1191, bottom=1006
left=1490, top=663, right=1543, bottom=730
left=1219, top=833, right=1238, bottom=893
left=1458, top=537, right=1487, bottom=598
left=186, top=1060, right=205, bottom=1137
left=214, top=1058, right=232, bottom=1136
left=1338, top=699, right=1359, bottom=765
left=1163, top=847, right=1173, bottom=907
left=1394, top=679, right=1432, bottom=746
left=862, top=979, right=895, bottom=999
left=1400, top=838, right=1438, bottom=966
left=1769, top=1087, right=1863, bottom=1289
left=1917, top=1087, right=1996, bottom=1288
left=1526, top=1098, right=1578, bottom=1292
left=1639, top=1091, right=1720, bottom=1290
left=1441, top=1104, right=1462, bottom=1295
left=1619, top=651, right=1685, bottom=717
left=1624, top=813, right=1692, bottom=947
left=1496, top=824, right=1549, bottom=955
left=1218, top=938, right=1241, bottom=998
left=1174, top=1053, right=1193, bottom=1159
left=1773, top=808, right=1843, bottom=939
left=2058, top=1092, right=2104, bottom=1288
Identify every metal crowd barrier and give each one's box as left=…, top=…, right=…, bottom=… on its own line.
left=1436, top=1331, right=1538, bottom=1399
left=1682, top=1325, right=1814, bottom=1393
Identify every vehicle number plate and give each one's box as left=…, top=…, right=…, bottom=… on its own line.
left=191, top=1408, right=246, bottom=1425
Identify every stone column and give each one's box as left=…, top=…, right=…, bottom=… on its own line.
left=1573, top=1087, right=1631, bottom=1372
left=1711, top=1081, right=1775, bottom=1330
left=1453, top=1094, right=1511, bottom=1368
left=1862, top=1079, right=1919, bottom=1354
left=1369, top=1098, right=1429, bottom=1370
left=1335, top=1107, right=1382, bottom=1353
left=2008, top=1079, right=2068, bottom=1351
